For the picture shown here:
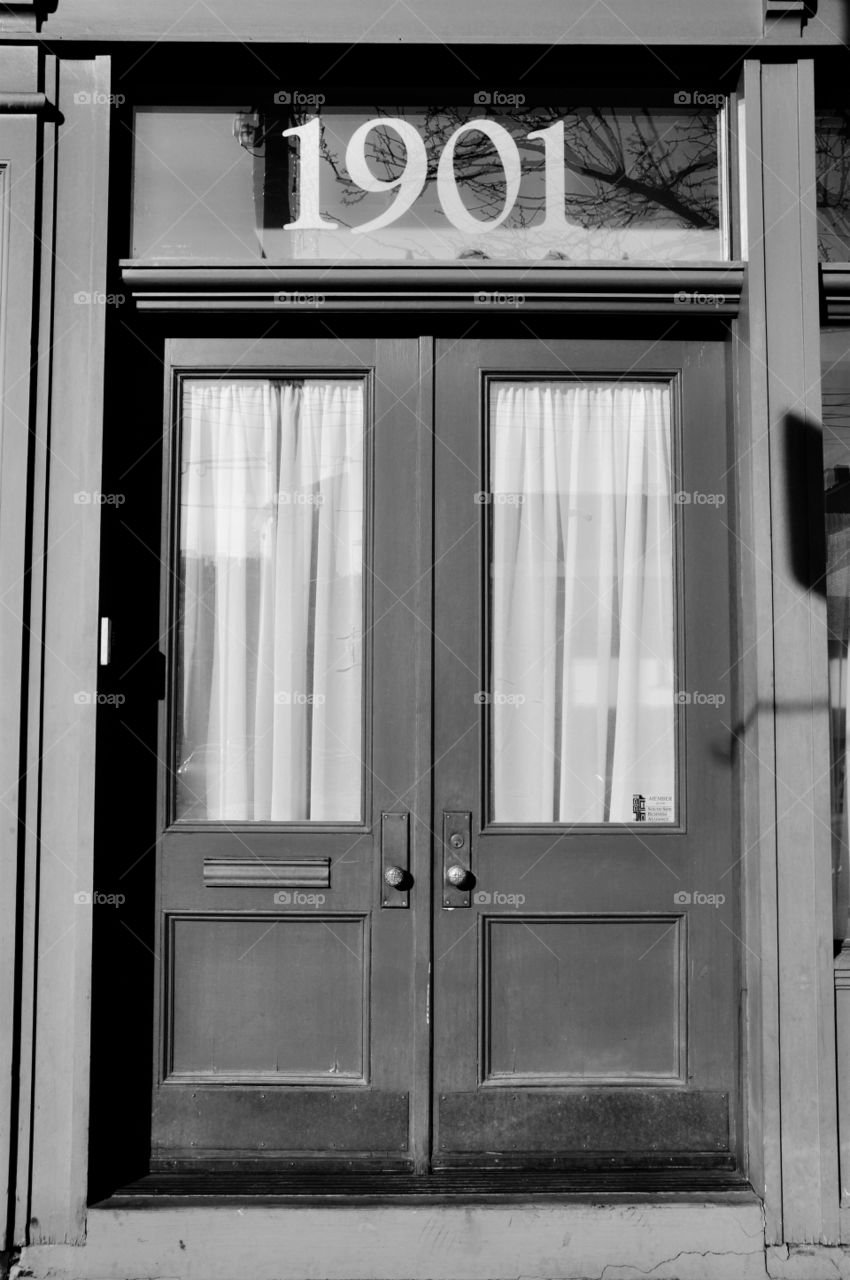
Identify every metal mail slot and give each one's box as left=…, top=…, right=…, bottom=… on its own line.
left=203, top=858, right=331, bottom=889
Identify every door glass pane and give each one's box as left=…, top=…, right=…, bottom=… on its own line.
left=488, top=380, right=676, bottom=823
left=175, top=377, right=364, bottom=822
left=133, top=108, right=268, bottom=261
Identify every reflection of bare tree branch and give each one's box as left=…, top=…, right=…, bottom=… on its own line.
left=817, top=111, right=850, bottom=262
left=308, top=106, right=719, bottom=231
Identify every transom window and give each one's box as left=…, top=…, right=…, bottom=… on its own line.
left=132, top=97, right=729, bottom=263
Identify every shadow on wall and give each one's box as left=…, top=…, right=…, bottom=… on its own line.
left=785, top=409, right=828, bottom=595
left=709, top=410, right=844, bottom=938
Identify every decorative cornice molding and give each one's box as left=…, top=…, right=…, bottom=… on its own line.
left=764, top=0, right=816, bottom=36
left=0, top=1, right=45, bottom=34
left=119, top=261, right=745, bottom=316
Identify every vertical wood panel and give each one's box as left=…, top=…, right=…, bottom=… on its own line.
left=758, top=60, right=839, bottom=1243
left=14, top=53, right=57, bottom=1246
left=410, top=335, right=434, bottom=1175
left=24, top=57, right=111, bottom=1245
left=733, top=58, right=783, bottom=1241
left=0, top=46, right=39, bottom=1253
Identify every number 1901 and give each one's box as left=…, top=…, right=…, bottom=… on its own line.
left=282, top=115, right=570, bottom=235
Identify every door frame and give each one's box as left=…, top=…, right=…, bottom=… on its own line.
left=17, top=291, right=787, bottom=1223
left=81, top=318, right=752, bottom=1190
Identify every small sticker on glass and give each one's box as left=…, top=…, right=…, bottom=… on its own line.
left=632, top=793, right=675, bottom=823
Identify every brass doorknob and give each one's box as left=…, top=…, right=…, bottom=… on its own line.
left=446, top=865, right=471, bottom=888
left=384, top=865, right=407, bottom=888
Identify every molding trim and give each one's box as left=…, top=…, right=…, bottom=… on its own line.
left=765, top=0, right=814, bottom=11
left=119, top=261, right=745, bottom=315
left=0, top=2, right=42, bottom=34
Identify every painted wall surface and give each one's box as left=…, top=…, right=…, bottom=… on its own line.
left=3, top=0, right=766, bottom=43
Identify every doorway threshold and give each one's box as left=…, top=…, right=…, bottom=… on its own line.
left=99, top=1168, right=752, bottom=1207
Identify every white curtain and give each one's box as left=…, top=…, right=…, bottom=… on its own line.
left=491, top=381, right=675, bottom=822
left=178, top=378, right=363, bottom=821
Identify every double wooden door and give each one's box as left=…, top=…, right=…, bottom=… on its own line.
left=142, top=333, right=738, bottom=1176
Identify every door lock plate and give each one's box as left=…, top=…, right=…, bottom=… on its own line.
left=381, top=811, right=410, bottom=908
left=443, top=811, right=472, bottom=907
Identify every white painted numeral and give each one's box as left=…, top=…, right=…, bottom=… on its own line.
left=345, top=118, right=428, bottom=233
left=437, top=119, right=521, bottom=233
left=525, top=120, right=569, bottom=230
left=284, top=115, right=564, bottom=237
left=282, top=116, right=339, bottom=230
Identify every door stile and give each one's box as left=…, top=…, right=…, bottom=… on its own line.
left=152, top=338, right=178, bottom=1106
left=407, top=334, right=435, bottom=1174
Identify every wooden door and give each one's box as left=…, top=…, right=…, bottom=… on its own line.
left=133, top=328, right=739, bottom=1179
left=151, top=337, right=428, bottom=1170
left=431, top=338, right=740, bottom=1172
